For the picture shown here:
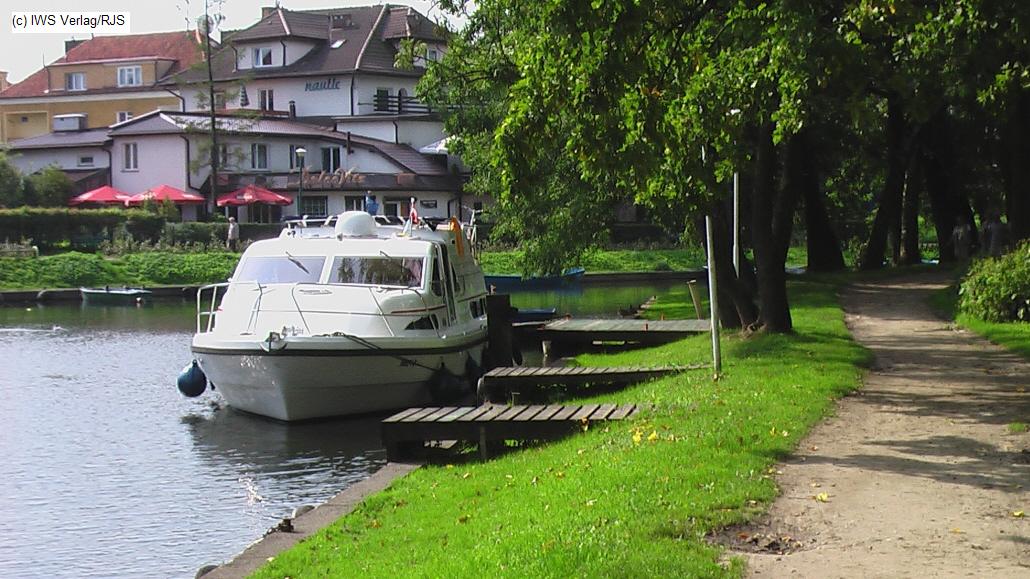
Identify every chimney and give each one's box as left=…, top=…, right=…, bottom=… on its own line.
left=65, top=39, right=85, bottom=54
left=0, top=71, right=9, bottom=93
left=288, top=100, right=296, bottom=119
left=261, top=6, right=277, bottom=19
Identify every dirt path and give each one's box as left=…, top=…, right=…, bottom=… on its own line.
left=738, top=272, right=1029, bottom=578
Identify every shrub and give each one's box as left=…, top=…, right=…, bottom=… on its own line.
left=161, top=222, right=227, bottom=245
left=121, top=252, right=239, bottom=285
left=959, top=241, right=1030, bottom=322
left=0, top=153, right=24, bottom=208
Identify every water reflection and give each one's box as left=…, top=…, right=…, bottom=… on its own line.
left=184, top=405, right=386, bottom=484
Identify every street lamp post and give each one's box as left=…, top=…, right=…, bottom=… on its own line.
left=295, top=147, right=306, bottom=216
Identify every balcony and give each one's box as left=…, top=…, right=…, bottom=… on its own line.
left=360, top=94, right=434, bottom=115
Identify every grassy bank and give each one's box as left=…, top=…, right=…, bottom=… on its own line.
left=479, top=246, right=812, bottom=275
left=255, top=279, right=867, bottom=577
left=1, top=247, right=815, bottom=290
left=0, top=252, right=239, bottom=289
left=930, top=285, right=1030, bottom=359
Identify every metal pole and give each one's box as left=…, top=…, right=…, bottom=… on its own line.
left=732, top=171, right=740, bottom=276
left=705, top=215, right=722, bottom=377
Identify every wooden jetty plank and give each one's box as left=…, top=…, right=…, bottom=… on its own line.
left=495, top=405, right=530, bottom=421
left=456, top=405, right=496, bottom=422
left=531, top=405, right=564, bottom=421
left=512, top=405, right=547, bottom=421
left=571, top=404, right=600, bottom=421
left=422, top=407, right=459, bottom=422
left=551, top=405, right=580, bottom=421
left=476, top=404, right=510, bottom=422
left=437, top=407, right=475, bottom=423
left=401, top=407, right=440, bottom=422
left=608, top=404, right=636, bottom=420
left=589, top=403, right=618, bottom=421
left=382, top=407, right=422, bottom=423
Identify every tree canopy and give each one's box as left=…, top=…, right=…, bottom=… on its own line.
left=423, top=0, right=1030, bottom=332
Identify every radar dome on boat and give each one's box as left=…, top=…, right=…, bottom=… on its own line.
left=334, top=211, right=376, bottom=238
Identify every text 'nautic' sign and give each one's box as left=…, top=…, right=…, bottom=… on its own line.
left=305, top=78, right=341, bottom=92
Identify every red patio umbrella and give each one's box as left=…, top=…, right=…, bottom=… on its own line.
left=124, top=184, right=205, bottom=206
left=68, top=185, right=131, bottom=206
left=216, top=184, right=294, bottom=207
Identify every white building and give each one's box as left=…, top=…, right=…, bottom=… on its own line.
left=106, top=110, right=459, bottom=222
left=6, top=4, right=477, bottom=223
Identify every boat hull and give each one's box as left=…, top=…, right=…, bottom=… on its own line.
left=80, top=288, right=151, bottom=305
left=484, top=267, right=585, bottom=292
left=192, top=335, right=487, bottom=421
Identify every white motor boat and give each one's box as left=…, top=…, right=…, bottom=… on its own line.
left=187, top=211, right=488, bottom=421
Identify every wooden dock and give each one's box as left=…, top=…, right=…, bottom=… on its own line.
left=381, top=403, right=642, bottom=460
left=536, top=318, right=709, bottom=345
left=477, top=365, right=692, bottom=401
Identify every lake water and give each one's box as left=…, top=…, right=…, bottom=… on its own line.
left=0, top=281, right=683, bottom=578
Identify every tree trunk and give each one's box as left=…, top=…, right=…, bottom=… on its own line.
left=697, top=207, right=758, bottom=328
left=900, top=152, right=922, bottom=265
left=794, top=132, right=846, bottom=272
left=999, top=91, right=1030, bottom=243
left=751, top=122, right=793, bottom=332
left=923, top=108, right=979, bottom=261
left=861, top=94, right=907, bottom=270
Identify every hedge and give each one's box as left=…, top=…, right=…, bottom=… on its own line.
left=0, top=207, right=164, bottom=249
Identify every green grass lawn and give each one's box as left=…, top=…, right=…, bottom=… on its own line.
left=930, top=284, right=1030, bottom=359
left=254, top=279, right=867, bottom=577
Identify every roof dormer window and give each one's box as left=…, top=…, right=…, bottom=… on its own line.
left=252, top=47, right=273, bottom=68
left=117, top=66, right=142, bottom=87
left=65, top=72, right=86, bottom=91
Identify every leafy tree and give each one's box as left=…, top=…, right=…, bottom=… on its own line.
left=0, top=152, right=24, bottom=208
left=27, top=166, right=73, bottom=207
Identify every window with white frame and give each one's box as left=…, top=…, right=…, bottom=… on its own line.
left=321, top=146, right=341, bottom=172
left=218, top=144, right=230, bottom=167
left=116, top=111, right=132, bottom=123
left=123, top=142, right=138, bottom=171
left=427, top=48, right=439, bottom=62
left=259, top=89, right=274, bottom=111
left=77, top=155, right=94, bottom=167
left=117, top=66, right=142, bottom=87
left=213, top=91, right=226, bottom=109
left=344, top=195, right=364, bottom=211
left=289, top=144, right=306, bottom=169
left=65, top=72, right=86, bottom=91
left=251, top=143, right=268, bottom=170
left=252, top=47, right=273, bottom=68
left=299, top=195, right=328, bottom=217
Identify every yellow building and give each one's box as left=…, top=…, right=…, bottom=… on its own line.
left=0, top=32, right=207, bottom=143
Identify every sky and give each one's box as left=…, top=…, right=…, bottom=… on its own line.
left=0, top=0, right=453, bottom=85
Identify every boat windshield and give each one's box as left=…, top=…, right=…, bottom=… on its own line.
left=235, top=256, right=325, bottom=284
left=329, top=256, right=424, bottom=288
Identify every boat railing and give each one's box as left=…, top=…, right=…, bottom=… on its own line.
left=196, top=281, right=443, bottom=337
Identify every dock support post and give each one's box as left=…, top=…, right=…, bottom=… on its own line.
left=686, top=280, right=704, bottom=320
left=705, top=215, right=722, bottom=377
left=485, top=294, right=516, bottom=369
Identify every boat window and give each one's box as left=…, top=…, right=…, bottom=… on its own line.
left=235, top=256, right=325, bottom=284
left=329, top=256, right=424, bottom=287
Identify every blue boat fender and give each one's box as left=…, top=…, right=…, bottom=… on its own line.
left=177, top=360, right=208, bottom=397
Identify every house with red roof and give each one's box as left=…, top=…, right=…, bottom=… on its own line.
left=0, top=31, right=207, bottom=143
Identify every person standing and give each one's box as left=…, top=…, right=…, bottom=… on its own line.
left=226, top=216, right=240, bottom=251
left=365, top=193, right=379, bottom=216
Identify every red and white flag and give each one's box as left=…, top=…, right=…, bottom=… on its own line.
left=409, top=197, right=419, bottom=224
